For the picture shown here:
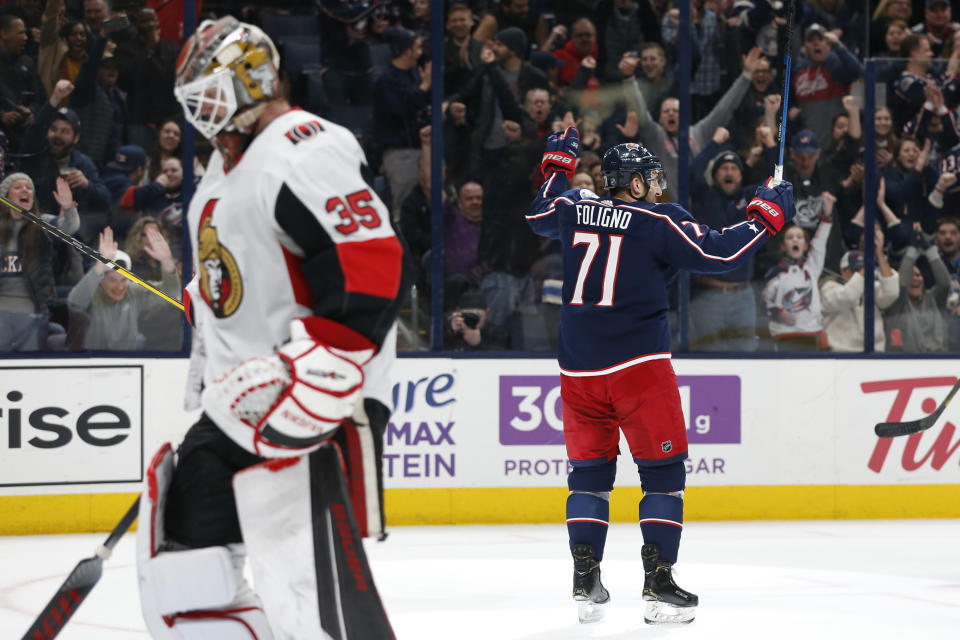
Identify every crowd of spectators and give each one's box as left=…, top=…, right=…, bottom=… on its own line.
left=0, top=0, right=187, bottom=352
left=5, top=0, right=960, bottom=355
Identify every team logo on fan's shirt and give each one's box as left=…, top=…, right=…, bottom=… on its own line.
left=197, top=198, right=243, bottom=317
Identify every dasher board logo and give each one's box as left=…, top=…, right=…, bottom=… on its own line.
left=0, top=366, right=143, bottom=486
left=499, top=375, right=741, bottom=445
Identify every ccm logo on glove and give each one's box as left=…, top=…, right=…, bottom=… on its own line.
left=748, top=198, right=781, bottom=217
left=543, top=152, right=574, bottom=166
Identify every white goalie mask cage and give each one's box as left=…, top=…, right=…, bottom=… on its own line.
left=174, top=16, right=280, bottom=139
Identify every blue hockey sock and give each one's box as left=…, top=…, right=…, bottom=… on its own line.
left=638, top=493, right=684, bottom=564
left=566, top=492, right=610, bottom=561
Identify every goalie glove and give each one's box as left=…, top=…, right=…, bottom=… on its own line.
left=204, top=318, right=374, bottom=457
left=540, top=126, right=580, bottom=179
left=747, top=178, right=795, bottom=236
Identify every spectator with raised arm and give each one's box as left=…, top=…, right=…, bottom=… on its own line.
left=689, top=129, right=764, bottom=351
left=67, top=30, right=122, bottom=170
left=791, top=23, right=864, bottom=146
left=731, top=53, right=781, bottom=151
left=446, top=30, right=545, bottom=184
left=620, top=45, right=764, bottom=191
left=19, top=79, right=111, bottom=250
left=884, top=225, right=952, bottom=351
left=801, top=0, right=866, bottom=57
left=888, top=33, right=959, bottom=132
left=552, top=17, right=600, bottom=90
left=0, top=172, right=76, bottom=351
left=66, top=224, right=179, bottom=350
left=904, top=81, right=960, bottom=165
left=844, top=177, right=912, bottom=255
left=618, top=44, right=676, bottom=121
left=761, top=193, right=834, bottom=351
left=742, top=122, right=780, bottom=187
left=822, top=94, right=863, bottom=179
left=821, top=227, right=900, bottom=352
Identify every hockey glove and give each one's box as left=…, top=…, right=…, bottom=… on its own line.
left=541, top=126, right=580, bottom=179
left=747, top=178, right=795, bottom=236
left=206, top=318, right=374, bottom=455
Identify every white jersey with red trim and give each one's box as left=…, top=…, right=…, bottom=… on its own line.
left=184, top=109, right=402, bottom=452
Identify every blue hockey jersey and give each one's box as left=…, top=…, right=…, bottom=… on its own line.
left=525, top=173, right=769, bottom=375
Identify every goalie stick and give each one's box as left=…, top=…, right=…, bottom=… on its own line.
left=0, top=193, right=183, bottom=312
left=21, top=497, right=140, bottom=640
left=874, top=379, right=960, bottom=438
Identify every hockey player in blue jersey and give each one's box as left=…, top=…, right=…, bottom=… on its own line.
left=526, top=128, right=795, bottom=625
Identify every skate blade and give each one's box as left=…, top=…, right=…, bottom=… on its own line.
left=577, top=599, right=606, bottom=623
left=643, top=600, right=696, bottom=625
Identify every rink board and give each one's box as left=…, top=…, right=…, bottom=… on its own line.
left=1, top=357, right=959, bottom=533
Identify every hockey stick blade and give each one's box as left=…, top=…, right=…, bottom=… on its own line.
left=21, top=497, right=140, bottom=640
left=874, top=379, right=960, bottom=437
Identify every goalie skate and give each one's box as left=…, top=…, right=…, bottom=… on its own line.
left=641, top=543, right=697, bottom=625
left=571, top=544, right=609, bottom=623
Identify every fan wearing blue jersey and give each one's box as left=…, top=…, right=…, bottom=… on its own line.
left=527, top=128, right=795, bottom=625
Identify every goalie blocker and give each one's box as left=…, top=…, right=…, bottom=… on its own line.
left=138, top=420, right=393, bottom=639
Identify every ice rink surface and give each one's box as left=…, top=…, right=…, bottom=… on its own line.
left=2, top=519, right=959, bottom=640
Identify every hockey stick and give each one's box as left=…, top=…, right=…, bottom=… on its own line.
left=772, top=0, right=796, bottom=186
left=0, top=194, right=183, bottom=312
left=20, top=497, right=140, bottom=640
left=874, top=379, right=960, bottom=438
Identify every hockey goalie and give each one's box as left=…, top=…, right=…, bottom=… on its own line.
left=136, top=16, right=402, bottom=640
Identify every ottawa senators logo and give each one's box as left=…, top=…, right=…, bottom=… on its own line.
left=197, top=199, right=243, bottom=317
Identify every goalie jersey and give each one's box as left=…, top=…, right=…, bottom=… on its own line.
left=184, top=110, right=403, bottom=453
left=526, top=173, right=768, bottom=375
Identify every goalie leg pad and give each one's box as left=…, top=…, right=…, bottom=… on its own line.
left=138, top=443, right=273, bottom=639
left=234, top=445, right=395, bottom=640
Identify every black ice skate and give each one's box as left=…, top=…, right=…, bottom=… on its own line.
left=641, top=543, right=698, bottom=624
left=571, top=544, right=610, bottom=623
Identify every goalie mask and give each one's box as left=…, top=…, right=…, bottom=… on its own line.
left=601, top=143, right=667, bottom=192
left=174, top=16, right=280, bottom=140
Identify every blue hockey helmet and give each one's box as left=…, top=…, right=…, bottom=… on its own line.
left=601, top=143, right=667, bottom=191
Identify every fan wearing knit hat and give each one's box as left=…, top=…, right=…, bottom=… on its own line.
left=0, top=172, right=80, bottom=351
left=705, top=150, right=745, bottom=196
left=494, top=27, right=528, bottom=61
left=0, top=172, right=80, bottom=235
